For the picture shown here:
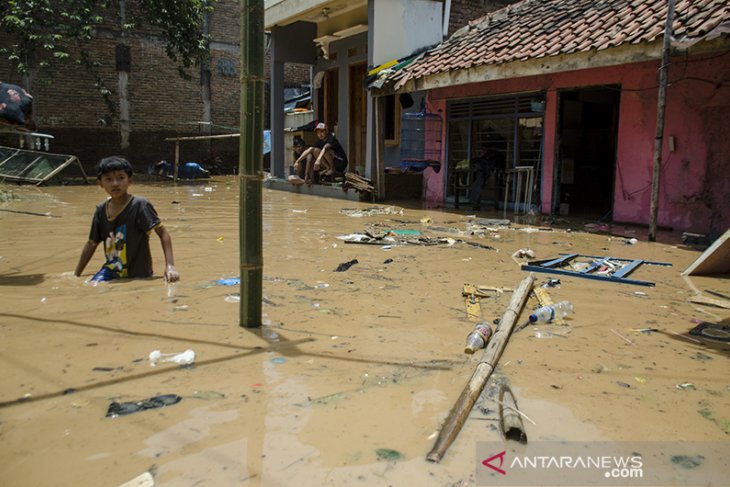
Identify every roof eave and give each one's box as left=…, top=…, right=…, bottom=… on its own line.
left=396, top=34, right=730, bottom=95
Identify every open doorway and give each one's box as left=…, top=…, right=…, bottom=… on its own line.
left=556, top=87, right=620, bottom=218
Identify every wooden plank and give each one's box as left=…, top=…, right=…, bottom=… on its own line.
left=682, top=228, right=730, bottom=276
left=689, top=295, right=730, bottom=309
left=532, top=287, right=566, bottom=326
left=462, top=284, right=481, bottom=322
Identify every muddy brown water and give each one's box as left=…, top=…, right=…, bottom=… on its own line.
left=0, top=177, right=728, bottom=486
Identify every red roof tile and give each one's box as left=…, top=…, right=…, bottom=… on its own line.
left=389, top=0, right=730, bottom=90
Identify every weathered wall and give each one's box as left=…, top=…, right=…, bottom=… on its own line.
left=421, top=50, right=730, bottom=234
left=371, top=0, right=443, bottom=65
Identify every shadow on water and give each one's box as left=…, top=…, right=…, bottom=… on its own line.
left=0, top=273, right=45, bottom=286
left=0, top=312, right=454, bottom=408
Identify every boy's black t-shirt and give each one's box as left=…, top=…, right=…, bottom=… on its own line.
left=88, top=195, right=161, bottom=278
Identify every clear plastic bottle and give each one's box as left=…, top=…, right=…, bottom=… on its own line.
left=464, top=323, right=493, bottom=354
left=528, top=300, right=573, bottom=323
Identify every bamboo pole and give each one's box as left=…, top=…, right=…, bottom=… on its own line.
left=239, top=0, right=264, bottom=328
left=426, top=273, right=535, bottom=463
left=648, top=0, right=675, bottom=241
left=499, top=385, right=527, bottom=443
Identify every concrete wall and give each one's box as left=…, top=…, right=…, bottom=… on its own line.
left=371, top=0, right=443, bottom=65
left=421, top=51, right=730, bottom=234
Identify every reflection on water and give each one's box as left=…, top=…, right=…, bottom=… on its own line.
left=0, top=177, right=728, bottom=486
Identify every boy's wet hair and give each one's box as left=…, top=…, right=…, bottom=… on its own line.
left=97, top=156, right=133, bottom=179
left=293, top=137, right=305, bottom=148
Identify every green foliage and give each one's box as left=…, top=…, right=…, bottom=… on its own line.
left=0, top=0, right=215, bottom=115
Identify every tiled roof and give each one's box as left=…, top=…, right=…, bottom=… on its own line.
left=390, top=0, right=730, bottom=90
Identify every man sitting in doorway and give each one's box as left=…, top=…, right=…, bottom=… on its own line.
left=293, top=122, right=348, bottom=185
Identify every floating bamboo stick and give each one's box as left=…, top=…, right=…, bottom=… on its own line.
left=426, top=273, right=535, bottom=463
left=499, top=385, right=527, bottom=443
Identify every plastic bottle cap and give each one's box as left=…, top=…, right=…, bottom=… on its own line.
left=528, top=314, right=538, bottom=323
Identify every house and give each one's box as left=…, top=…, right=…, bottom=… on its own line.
left=264, top=0, right=513, bottom=187
left=371, top=0, right=730, bottom=235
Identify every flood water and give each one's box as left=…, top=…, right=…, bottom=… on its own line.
left=0, top=177, right=728, bottom=486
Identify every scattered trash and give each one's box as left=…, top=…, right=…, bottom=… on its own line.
left=529, top=301, right=573, bottom=323
left=383, top=258, right=393, bottom=264
left=149, top=349, right=196, bottom=367
left=388, top=229, right=421, bottom=236
left=224, top=294, right=240, bottom=303
left=217, top=236, right=224, bottom=242
left=464, top=323, right=493, bottom=354
left=634, top=376, right=647, bottom=384
left=334, top=259, right=358, bottom=272
left=190, top=390, right=226, bottom=400
left=271, top=357, right=287, bottom=364
left=688, top=321, right=730, bottom=342
left=532, top=329, right=569, bottom=339
left=540, top=278, right=561, bottom=288
left=292, top=209, right=307, bottom=214
left=692, top=352, right=713, bottom=361
left=610, top=328, right=636, bottom=346
left=631, top=328, right=658, bottom=334
left=420, top=217, right=432, bottom=224
left=106, top=394, right=181, bottom=418
left=340, top=206, right=403, bottom=217
left=314, top=282, right=330, bottom=289
left=512, top=248, right=535, bottom=262
left=616, top=381, right=631, bottom=388
left=671, top=455, right=704, bottom=469
left=376, top=448, right=403, bottom=461
left=624, top=238, right=638, bottom=245
left=521, top=253, right=671, bottom=287
left=676, top=382, right=696, bottom=390
left=216, top=277, right=240, bottom=286
left=337, top=233, right=397, bottom=245
left=117, top=471, right=155, bottom=487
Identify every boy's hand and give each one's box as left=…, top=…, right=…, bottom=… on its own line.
left=164, top=264, right=180, bottom=282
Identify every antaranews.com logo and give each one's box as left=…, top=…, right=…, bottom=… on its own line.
left=476, top=442, right=728, bottom=486
left=481, top=449, right=642, bottom=479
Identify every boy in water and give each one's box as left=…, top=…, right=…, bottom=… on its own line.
left=74, top=156, right=180, bottom=282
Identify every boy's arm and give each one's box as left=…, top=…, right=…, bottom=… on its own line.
left=74, top=240, right=99, bottom=277
left=154, top=224, right=180, bottom=282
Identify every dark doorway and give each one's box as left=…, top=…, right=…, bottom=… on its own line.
left=556, top=87, right=620, bottom=218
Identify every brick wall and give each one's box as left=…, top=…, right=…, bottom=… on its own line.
left=0, top=0, right=269, bottom=175
left=0, top=1, right=311, bottom=175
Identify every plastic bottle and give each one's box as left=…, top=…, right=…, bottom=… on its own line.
left=464, top=323, right=493, bottom=354
left=149, top=349, right=196, bottom=367
left=528, top=301, right=574, bottom=323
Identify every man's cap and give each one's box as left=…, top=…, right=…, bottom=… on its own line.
left=315, top=122, right=327, bottom=131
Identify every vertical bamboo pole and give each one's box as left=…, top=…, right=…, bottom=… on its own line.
left=239, top=0, right=264, bottom=327
left=648, top=0, right=675, bottom=241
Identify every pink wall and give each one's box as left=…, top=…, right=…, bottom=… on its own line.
left=420, top=51, right=730, bottom=234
